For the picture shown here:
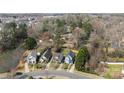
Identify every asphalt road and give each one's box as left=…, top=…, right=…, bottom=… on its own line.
left=15, top=70, right=91, bottom=79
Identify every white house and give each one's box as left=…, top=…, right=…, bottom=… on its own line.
left=65, top=51, right=75, bottom=64
left=26, top=51, right=37, bottom=64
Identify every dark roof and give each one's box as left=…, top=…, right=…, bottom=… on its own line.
left=56, top=53, right=64, bottom=60
left=43, top=48, right=52, bottom=60
left=55, top=48, right=62, bottom=53
left=68, top=51, right=75, bottom=58
left=59, top=54, right=64, bottom=61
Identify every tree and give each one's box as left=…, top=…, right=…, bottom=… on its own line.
left=53, top=30, right=64, bottom=48
left=56, top=19, right=65, bottom=28
left=0, top=22, right=28, bottom=52
left=82, top=20, right=93, bottom=39
left=0, top=47, right=24, bottom=73
left=53, top=20, right=65, bottom=48
left=88, top=32, right=104, bottom=70
left=75, top=47, right=90, bottom=71
left=72, top=27, right=87, bottom=48
left=0, top=22, right=17, bottom=50
left=24, top=37, right=37, bottom=50
left=15, top=23, right=27, bottom=41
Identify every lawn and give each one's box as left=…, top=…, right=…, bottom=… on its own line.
left=49, top=62, right=60, bottom=70
left=104, top=64, right=123, bottom=78
left=108, top=64, right=122, bottom=72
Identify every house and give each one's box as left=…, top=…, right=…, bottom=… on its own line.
left=53, top=53, right=65, bottom=63
left=26, top=51, right=37, bottom=64
left=65, top=51, right=75, bottom=64
left=39, top=48, right=52, bottom=63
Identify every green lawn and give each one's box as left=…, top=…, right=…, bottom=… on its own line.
left=104, top=64, right=123, bottom=78
left=109, top=64, right=122, bottom=71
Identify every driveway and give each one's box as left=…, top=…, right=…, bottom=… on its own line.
left=57, top=64, right=63, bottom=70
left=24, top=63, right=29, bottom=73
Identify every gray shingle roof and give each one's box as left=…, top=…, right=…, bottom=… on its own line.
left=30, top=51, right=37, bottom=58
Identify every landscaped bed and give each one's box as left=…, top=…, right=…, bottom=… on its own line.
left=62, top=63, right=69, bottom=69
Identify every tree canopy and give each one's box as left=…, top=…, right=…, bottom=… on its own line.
left=0, top=22, right=28, bottom=52
left=82, top=20, right=93, bottom=39
left=24, top=37, right=37, bottom=50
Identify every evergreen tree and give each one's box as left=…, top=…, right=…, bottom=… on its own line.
left=75, top=47, right=90, bottom=71
left=24, top=37, right=37, bottom=50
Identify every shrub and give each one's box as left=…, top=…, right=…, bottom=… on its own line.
left=29, top=64, right=34, bottom=69
left=35, top=63, right=43, bottom=69
left=62, top=63, right=69, bottom=69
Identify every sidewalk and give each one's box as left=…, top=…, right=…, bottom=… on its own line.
left=74, top=70, right=104, bottom=79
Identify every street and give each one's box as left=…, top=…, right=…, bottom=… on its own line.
left=15, top=70, right=91, bottom=79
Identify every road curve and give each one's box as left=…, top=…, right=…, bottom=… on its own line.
left=15, top=70, right=91, bottom=79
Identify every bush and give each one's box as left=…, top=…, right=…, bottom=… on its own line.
left=40, top=63, right=47, bottom=70
left=35, top=63, right=43, bottom=69
left=29, top=64, right=34, bottom=69
left=62, top=63, right=69, bottom=69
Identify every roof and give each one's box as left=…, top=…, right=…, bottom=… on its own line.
left=53, top=53, right=65, bottom=62
left=65, top=51, right=75, bottom=63
left=42, top=48, right=52, bottom=60
left=29, top=51, right=37, bottom=58
left=59, top=54, right=64, bottom=61
left=68, top=51, right=75, bottom=58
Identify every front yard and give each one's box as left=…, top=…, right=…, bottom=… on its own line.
left=49, top=62, right=60, bottom=70
left=104, top=64, right=123, bottom=79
